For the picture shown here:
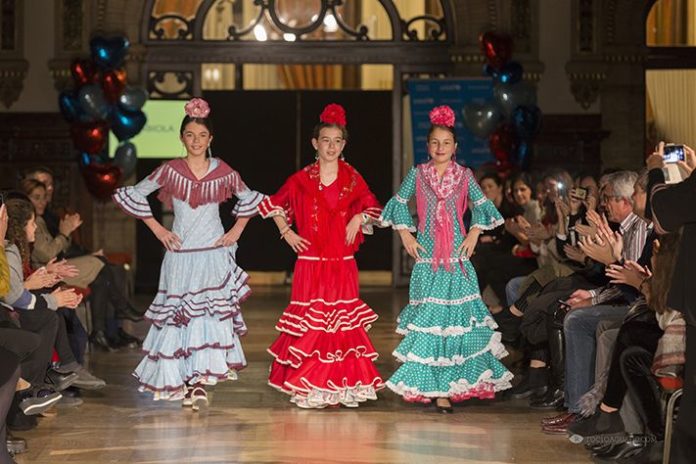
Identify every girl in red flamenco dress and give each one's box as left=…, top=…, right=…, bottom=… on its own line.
left=258, top=104, right=385, bottom=408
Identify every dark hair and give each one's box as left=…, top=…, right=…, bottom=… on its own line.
left=510, top=172, right=536, bottom=197
left=427, top=124, right=457, bottom=143
left=179, top=116, right=214, bottom=137
left=20, top=178, right=45, bottom=196
left=312, top=122, right=348, bottom=141
left=480, top=172, right=503, bottom=187
left=649, top=231, right=682, bottom=314
left=5, top=198, right=35, bottom=265
left=24, top=166, right=54, bottom=180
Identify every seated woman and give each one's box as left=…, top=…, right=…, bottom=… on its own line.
left=567, top=232, right=684, bottom=463
left=475, top=172, right=542, bottom=321
left=2, top=198, right=106, bottom=394
left=22, top=179, right=140, bottom=351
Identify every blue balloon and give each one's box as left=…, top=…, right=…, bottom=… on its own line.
left=110, top=106, right=146, bottom=141
left=483, top=64, right=498, bottom=79
left=78, top=84, right=110, bottom=120
left=58, top=91, right=82, bottom=122
left=113, top=142, right=138, bottom=178
left=513, top=141, right=532, bottom=169
left=512, top=105, right=542, bottom=140
left=498, top=61, right=523, bottom=84
left=79, top=152, right=92, bottom=167
left=90, top=35, right=130, bottom=69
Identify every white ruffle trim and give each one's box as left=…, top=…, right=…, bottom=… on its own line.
left=393, top=331, right=508, bottom=366
left=395, top=315, right=498, bottom=337
left=408, top=294, right=482, bottom=306
left=386, top=369, right=514, bottom=399
left=269, top=379, right=382, bottom=409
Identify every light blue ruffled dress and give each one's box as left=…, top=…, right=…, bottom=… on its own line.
left=113, top=157, right=264, bottom=400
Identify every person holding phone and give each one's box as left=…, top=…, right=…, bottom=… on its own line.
left=645, top=140, right=696, bottom=463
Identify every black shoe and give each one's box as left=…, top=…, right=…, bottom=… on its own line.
left=18, top=387, right=62, bottom=416
left=116, top=328, right=141, bottom=347
left=508, top=367, right=548, bottom=400
left=90, top=331, right=117, bottom=352
left=61, top=386, right=81, bottom=398
left=592, top=435, right=650, bottom=461
left=116, top=305, right=144, bottom=322
left=529, top=387, right=564, bottom=410
left=6, top=433, right=26, bottom=455
left=568, top=408, right=625, bottom=445
left=615, top=439, right=662, bottom=464
left=45, top=368, right=78, bottom=392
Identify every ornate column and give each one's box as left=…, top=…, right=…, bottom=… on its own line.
left=0, top=0, right=29, bottom=108
left=567, top=0, right=647, bottom=170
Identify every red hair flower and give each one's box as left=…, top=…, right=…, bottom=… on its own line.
left=319, top=103, right=347, bottom=127
left=429, top=105, right=455, bottom=128
left=184, top=98, right=211, bottom=118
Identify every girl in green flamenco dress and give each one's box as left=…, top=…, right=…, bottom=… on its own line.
left=382, top=105, right=513, bottom=413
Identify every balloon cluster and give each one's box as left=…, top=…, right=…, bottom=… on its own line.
left=58, top=36, right=148, bottom=200
left=462, top=32, right=542, bottom=175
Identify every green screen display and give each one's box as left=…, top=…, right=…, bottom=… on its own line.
left=109, top=100, right=183, bottom=159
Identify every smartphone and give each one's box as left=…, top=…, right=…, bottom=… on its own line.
left=557, top=299, right=570, bottom=310
left=569, top=227, right=578, bottom=247
left=663, top=144, right=685, bottom=164
left=569, top=187, right=588, bottom=201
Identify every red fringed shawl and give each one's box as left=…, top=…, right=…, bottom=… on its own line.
left=149, top=158, right=243, bottom=209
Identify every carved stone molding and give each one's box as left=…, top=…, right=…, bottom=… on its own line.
left=565, top=61, right=607, bottom=110
left=0, top=60, right=29, bottom=109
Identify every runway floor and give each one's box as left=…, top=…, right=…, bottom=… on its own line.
left=14, top=287, right=592, bottom=463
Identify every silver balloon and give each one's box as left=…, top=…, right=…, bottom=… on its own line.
left=118, top=87, right=148, bottom=112
left=113, top=142, right=137, bottom=178
left=462, top=102, right=503, bottom=139
left=77, top=84, right=110, bottom=120
left=494, top=82, right=537, bottom=117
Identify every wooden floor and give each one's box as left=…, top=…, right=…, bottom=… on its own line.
left=15, top=287, right=593, bottom=464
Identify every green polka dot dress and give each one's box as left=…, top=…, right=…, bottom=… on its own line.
left=381, top=163, right=513, bottom=403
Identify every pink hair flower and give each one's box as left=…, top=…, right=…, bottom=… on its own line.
left=429, top=105, right=455, bottom=128
left=319, top=103, right=347, bottom=127
left=184, top=98, right=211, bottom=118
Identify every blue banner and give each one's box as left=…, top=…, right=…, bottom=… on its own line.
left=408, top=78, right=494, bottom=168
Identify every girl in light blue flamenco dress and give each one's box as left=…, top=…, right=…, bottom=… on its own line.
left=112, top=98, right=264, bottom=409
left=382, top=105, right=513, bottom=413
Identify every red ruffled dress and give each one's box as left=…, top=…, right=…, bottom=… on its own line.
left=258, top=160, right=384, bottom=408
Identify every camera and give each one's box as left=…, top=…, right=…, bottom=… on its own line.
left=663, top=144, right=685, bottom=164
left=569, top=187, right=588, bottom=201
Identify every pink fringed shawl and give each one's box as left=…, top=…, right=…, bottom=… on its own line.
left=416, top=161, right=468, bottom=271
left=149, top=158, right=242, bottom=209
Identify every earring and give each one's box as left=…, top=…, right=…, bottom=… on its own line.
left=315, top=152, right=319, bottom=160
left=207, top=145, right=212, bottom=158
left=339, top=153, right=345, bottom=160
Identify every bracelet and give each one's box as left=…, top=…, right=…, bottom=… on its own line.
left=639, top=276, right=651, bottom=293
left=279, top=226, right=291, bottom=239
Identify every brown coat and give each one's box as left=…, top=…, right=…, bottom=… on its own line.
left=31, top=216, right=103, bottom=288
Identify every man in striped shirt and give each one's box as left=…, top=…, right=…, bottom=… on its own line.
left=549, top=171, right=650, bottom=433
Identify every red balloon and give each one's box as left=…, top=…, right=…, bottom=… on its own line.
left=70, top=58, right=99, bottom=87
left=479, top=32, right=513, bottom=69
left=82, top=164, right=122, bottom=201
left=70, top=121, right=108, bottom=154
left=102, top=68, right=127, bottom=102
left=489, top=124, right=518, bottom=162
